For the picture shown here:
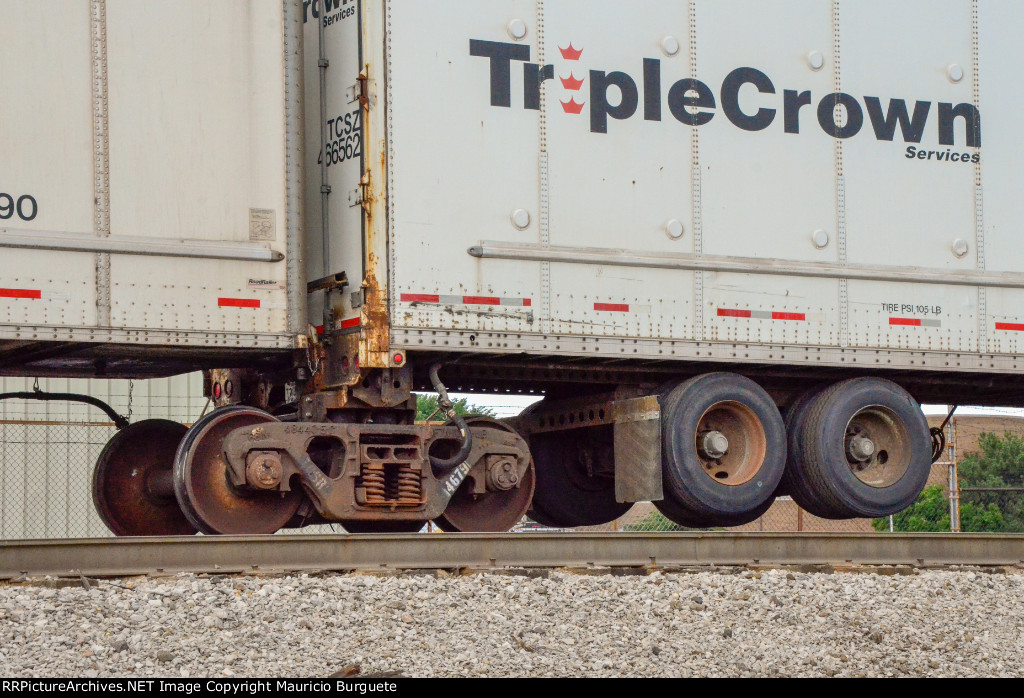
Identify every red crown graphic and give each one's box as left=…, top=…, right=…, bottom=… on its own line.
left=560, top=98, right=585, bottom=114
left=559, top=44, right=583, bottom=61
left=560, top=73, right=584, bottom=91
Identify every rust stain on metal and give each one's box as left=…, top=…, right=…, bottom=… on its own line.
left=361, top=265, right=391, bottom=367
left=356, top=62, right=391, bottom=369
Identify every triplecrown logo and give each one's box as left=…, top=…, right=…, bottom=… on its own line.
left=470, top=39, right=982, bottom=157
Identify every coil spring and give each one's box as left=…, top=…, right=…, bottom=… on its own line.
left=396, top=470, right=421, bottom=502
left=360, top=469, right=387, bottom=502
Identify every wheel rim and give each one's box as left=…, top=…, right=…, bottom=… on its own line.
left=173, top=408, right=303, bottom=535
left=844, top=405, right=911, bottom=488
left=692, top=401, right=767, bottom=486
left=92, top=420, right=197, bottom=536
left=435, top=417, right=536, bottom=532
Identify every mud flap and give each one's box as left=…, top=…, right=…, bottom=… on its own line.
left=613, top=396, right=663, bottom=503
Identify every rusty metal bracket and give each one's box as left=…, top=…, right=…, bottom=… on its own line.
left=307, top=272, right=350, bottom=295
left=220, top=421, right=530, bottom=523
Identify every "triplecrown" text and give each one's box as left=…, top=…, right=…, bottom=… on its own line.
left=470, top=39, right=981, bottom=148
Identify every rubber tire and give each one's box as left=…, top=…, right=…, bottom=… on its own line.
left=798, top=378, right=932, bottom=518
left=659, top=373, right=786, bottom=520
left=530, top=430, right=632, bottom=527
left=655, top=487, right=777, bottom=529
left=779, top=385, right=851, bottom=519
left=653, top=497, right=716, bottom=529
left=526, top=503, right=568, bottom=528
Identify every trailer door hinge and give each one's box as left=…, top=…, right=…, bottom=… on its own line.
left=345, top=83, right=359, bottom=104
left=357, top=70, right=369, bottom=105
left=348, top=188, right=363, bottom=207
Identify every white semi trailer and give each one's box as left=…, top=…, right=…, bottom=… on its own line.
left=1, top=0, right=1019, bottom=535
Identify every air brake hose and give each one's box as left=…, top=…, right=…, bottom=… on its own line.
left=428, top=362, right=473, bottom=471
left=0, top=391, right=130, bottom=430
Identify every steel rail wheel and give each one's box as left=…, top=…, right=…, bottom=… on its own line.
left=434, top=418, right=536, bottom=532
left=659, top=373, right=786, bottom=521
left=92, top=420, right=197, bottom=536
left=798, top=378, right=931, bottom=518
left=173, top=407, right=303, bottom=535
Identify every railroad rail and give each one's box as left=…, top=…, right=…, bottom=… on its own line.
left=2, top=533, right=1023, bottom=579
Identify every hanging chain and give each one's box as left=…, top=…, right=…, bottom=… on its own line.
left=126, top=379, right=134, bottom=423
left=32, top=377, right=40, bottom=393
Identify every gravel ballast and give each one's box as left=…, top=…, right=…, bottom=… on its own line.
left=2, top=567, right=1022, bottom=678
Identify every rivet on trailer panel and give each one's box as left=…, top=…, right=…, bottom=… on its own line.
left=952, top=239, right=970, bottom=258
left=807, top=51, right=825, bottom=71
left=507, top=19, right=528, bottom=41
left=812, top=229, right=830, bottom=249
left=947, top=64, right=965, bottom=83
left=661, top=36, right=680, bottom=57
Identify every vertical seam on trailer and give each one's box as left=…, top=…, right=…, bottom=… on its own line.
left=833, top=0, right=849, bottom=349
left=318, top=0, right=332, bottom=279
left=689, top=1, right=703, bottom=343
left=284, top=0, right=307, bottom=338
left=972, top=0, right=987, bottom=354
left=537, top=1, right=552, bottom=336
left=386, top=0, right=398, bottom=325
left=90, top=0, right=111, bottom=327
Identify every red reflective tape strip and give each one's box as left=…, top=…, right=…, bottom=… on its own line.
left=890, top=317, right=921, bottom=327
left=400, top=294, right=441, bottom=303
left=996, top=322, right=1024, bottom=332
left=717, top=308, right=752, bottom=318
left=402, top=293, right=532, bottom=307
left=462, top=296, right=501, bottom=306
left=0, top=288, right=42, bottom=300
left=219, top=298, right=261, bottom=309
left=772, top=312, right=806, bottom=321
left=340, top=317, right=361, bottom=330
left=595, top=303, right=630, bottom=312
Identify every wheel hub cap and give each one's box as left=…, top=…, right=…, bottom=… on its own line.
left=701, top=431, right=730, bottom=459
left=846, top=435, right=876, bottom=463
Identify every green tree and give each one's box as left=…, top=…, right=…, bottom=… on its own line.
left=415, top=394, right=496, bottom=422
left=957, top=432, right=1024, bottom=532
left=873, top=430, right=1024, bottom=533
left=871, top=485, right=1005, bottom=533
